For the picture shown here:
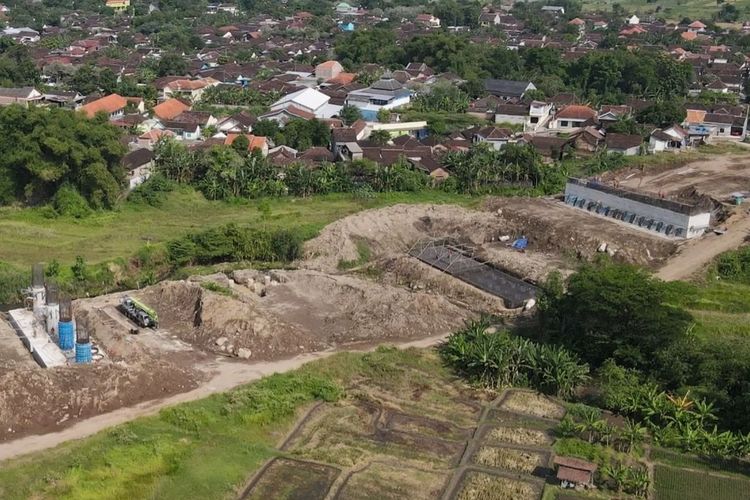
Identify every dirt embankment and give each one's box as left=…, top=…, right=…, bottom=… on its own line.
left=0, top=361, right=200, bottom=442
left=138, top=270, right=472, bottom=361
left=304, top=200, right=678, bottom=275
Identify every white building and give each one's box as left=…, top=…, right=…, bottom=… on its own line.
left=268, top=87, right=341, bottom=119
left=564, top=178, right=711, bottom=239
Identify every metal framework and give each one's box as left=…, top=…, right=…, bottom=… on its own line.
left=408, top=238, right=538, bottom=309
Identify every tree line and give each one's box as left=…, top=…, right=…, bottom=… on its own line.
left=0, top=105, right=126, bottom=209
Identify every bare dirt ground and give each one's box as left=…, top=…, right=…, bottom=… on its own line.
left=610, top=153, right=750, bottom=202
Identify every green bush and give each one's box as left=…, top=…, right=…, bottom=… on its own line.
left=715, top=246, right=750, bottom=284
left=166, top=224, right=302, bottom=266
left=127, top=174, right=175, bottom=207
left=52, top=185, right=91, bottom=218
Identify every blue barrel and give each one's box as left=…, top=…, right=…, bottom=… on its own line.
left=75, top=343, right=92, bottom=364
left=58, top=321, right=75, bottom=350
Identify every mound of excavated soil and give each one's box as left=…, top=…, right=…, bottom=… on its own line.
left=260, top=269, right=470, bottom=344
left=303, top=200, right=677, bottom=273
left=140, top=281, right=323, bottom=360
left=303, top=204, right=503, bottom=273
left=136, top=270, right=473, bottom=361
left=0, top=361, right=200, bottom=442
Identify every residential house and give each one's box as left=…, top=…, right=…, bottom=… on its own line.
left=494, top=101, right=551, bottom=131
left=687, top=20, right=706, bottom=33
left=479, top=12, right=501, bottom=27
left=473, top=126, right=513, bottom=150
left=43, top=90, right=84, bottom=109
left=267, top=87, right=341, bottom=119
left=649, top=125, right=689, bottom=152
left=216, top=111, right=256, bottom=134
left=541, top=6, right=565, bottom=15
left=162, top=78, right=220, bottom=102
left=551, top=104, right=597, bottom=129
left=258, top=106, right=316, bottom=126
left=605, top=133, right=643, bottom=156
left=627, top=14, right=640, bottom=25
left=106, top=0, right=131, bottom=12
left=484, top=79, right=536, bottom=100
left=81, top=93, right=128, bottom=119
left=345, top=75, right=412, bottom=121
left=598, top=105, right=631, bottom=124
left=160, top=111, right=217, bottom=140
left=315, top=60, right=344, bottom=81
left=3, top=27, right=39, bottom=44
left=152, top=98, right=190, bottom=121
left=335, top=2, right=359, bottom=16
left=224, top=133, right=269, bottom=156
left=122, top=148, right=154, bottom=190
left=0, top=87, right=43, bottom=107
left=137, top=129, right=175, bottom=149
left=415, top=14, right=440, bottom=28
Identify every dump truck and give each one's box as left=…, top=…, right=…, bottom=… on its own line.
left=119, top=296, right=158, bottom=328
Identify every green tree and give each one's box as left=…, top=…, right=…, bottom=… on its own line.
left=543, top=260, right=693, bottom=369
left=339, top=104, right=363, bottom=125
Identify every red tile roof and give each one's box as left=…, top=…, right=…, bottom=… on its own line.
left=81, top=93, right=127, bottom=118
left=556, top=104, right=597, bottom=120
left=225, top=133, right=268, bottom=152
left=153, top=98, right=190, bottom=121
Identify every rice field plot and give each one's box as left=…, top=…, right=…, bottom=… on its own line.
left=452, top=469, right=542, bottom=500
left=241, top=457, right=340, bottom=500
left=334, top=461, right=448, bottom=500
left=498, top=391, right=566, bottom=421
left=654, top=464, right=750, bottom=500
left=481, top=424, right=554, bottom=447
left=386, top=411, right=474, bottom=441
left=471, top=445, right=550, bottom=476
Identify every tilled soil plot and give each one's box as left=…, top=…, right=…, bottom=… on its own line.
left=0, top=360, right=200, bottom=442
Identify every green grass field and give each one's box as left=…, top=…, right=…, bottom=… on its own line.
left=0, top=188, right=475, bottom=269
left=665, top=280, right=750, bottom=338
left=654, top=464, right=750, bottom=500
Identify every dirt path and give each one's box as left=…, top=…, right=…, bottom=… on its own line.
left=657, top=211, right=750, bottom=281
left=0, top=333, right=450, bottom=463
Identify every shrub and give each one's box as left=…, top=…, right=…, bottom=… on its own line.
left=52, top=185, right=91, bottom=218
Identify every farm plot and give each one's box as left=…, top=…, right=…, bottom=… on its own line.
left=334, top=461, right=448, bottom=500
left=471, top=445, right=549, bottom=475
left=453, top=470, right=542, bottom=500
left=498, top=391, right=566, bottom=420
left=483, top=425, right=554, bottom=447
left=241, top=457, right=340, bottom=500
left=654, top=464, right=750, bottom=500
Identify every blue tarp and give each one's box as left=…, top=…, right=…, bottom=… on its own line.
left=511, top=237, right=528, bottom=250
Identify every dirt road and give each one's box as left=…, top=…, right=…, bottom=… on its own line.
left=0, top=333, right=450, bottom=463
left=657, top=211, right=750, bottom=281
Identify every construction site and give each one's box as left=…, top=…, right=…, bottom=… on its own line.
left=0, top=152, right=748, bottom=460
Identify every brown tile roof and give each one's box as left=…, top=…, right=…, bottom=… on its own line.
left=556, top=104, right=597, bottom=120
left=153, top=98, right=190, bottom=121
left=81, top=93, right=127, bottom=118
left=553, top=456, right=598, bottom=471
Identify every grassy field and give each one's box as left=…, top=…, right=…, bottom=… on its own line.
left=580, top=0, right=750, bottom=22
left=664, top=279, right=750, bottom=338
left=0, top=188, right=475, bottom=269
left=654, top=464, right=750, bottom=500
